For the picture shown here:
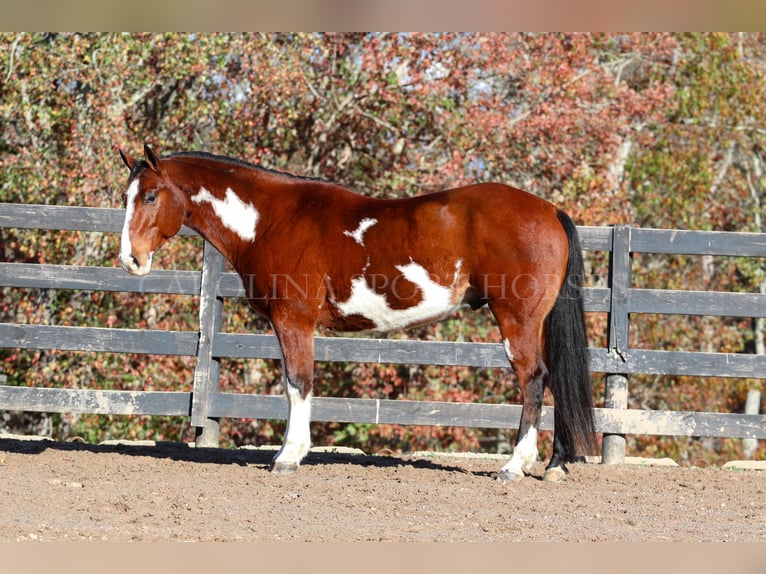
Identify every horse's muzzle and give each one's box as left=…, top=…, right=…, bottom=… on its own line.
left=120, top=251, right=153, bottom=276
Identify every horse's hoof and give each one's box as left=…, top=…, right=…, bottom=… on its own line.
left=543, top=467, right=566, bottom=483
left=271, top=461, right=299, bottom=475
left=497, top=469, right=524, bottom=482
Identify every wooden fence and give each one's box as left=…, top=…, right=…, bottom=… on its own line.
left=0, top=203, right=765, bottom=464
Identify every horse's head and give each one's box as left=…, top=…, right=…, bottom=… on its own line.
left=118, top=145, right=187, bottom=276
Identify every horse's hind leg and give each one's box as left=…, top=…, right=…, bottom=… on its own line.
left=491, top=307, right=548, bottom=481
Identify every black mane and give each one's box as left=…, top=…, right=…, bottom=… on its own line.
left=168, top=151, right=328, bottom=184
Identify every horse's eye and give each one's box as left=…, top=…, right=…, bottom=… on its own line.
left=145, top=192, right=157, bottom=204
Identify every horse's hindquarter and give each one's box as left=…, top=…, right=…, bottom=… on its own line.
left=459, top=183, right=570, bottom=277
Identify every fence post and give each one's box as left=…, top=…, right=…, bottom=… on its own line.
left=602, top=225, right=632, bottom=464
left=743, top=388, right=762, bottom=458
left=191, top=241, right=226, bottom=448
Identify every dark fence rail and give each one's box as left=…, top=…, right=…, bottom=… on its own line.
left=1, top=203, right=764, bottom=463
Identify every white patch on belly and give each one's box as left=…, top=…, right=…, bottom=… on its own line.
left=343, top=218, right=378, bottom=246
left=191, top=187, right=259, bottom=241
left=336, top=260, right=461, bottom=331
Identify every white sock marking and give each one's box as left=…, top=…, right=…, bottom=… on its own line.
left=274, top=386, right=312, bottom=467
left=191, top=187, right=259, bottom=241
left=500, top=425, right=538, bottom=476
left=343, top=218, right=378, bottom=246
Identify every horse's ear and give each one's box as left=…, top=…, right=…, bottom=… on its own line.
left=144, top=144, right=160, bottom=172
left=119, top=148, right=136, bottom=171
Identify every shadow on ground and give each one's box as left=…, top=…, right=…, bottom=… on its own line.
left=0, top=436, right=492, bottom=477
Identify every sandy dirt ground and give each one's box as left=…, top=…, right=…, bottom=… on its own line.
left=1, top=435, right=764, bottom=542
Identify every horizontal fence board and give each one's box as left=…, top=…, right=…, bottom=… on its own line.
left=0, top=323, right=199, bottom=356
left=0, top=386, right=191, bottom=416
left=314, top=337, right=508, bottom=368
left=3, top=384, right=761, bottom=439
left=209, top=393, right=766, bottom=439
left=16, top=320, right=759, bottom=380
left=589, top=347, right=766, bottom=378
left=630, top=227, right=766, bottom=257
left=625, top=349, right=766, bottom=378
left=595, top=407, right=766, bottom=439
left=0, top=263, right=202, bottom=295
left=209, top=393, right=548, bottom=429
left=218, top=333, right=766, bottom=378
left=585, top=287, right=611, bottom=313
left=577, top=226, right=612, bottom=251
left=0, top=204, right=122, bottom=232
left=214, top=333, right=513, bottom=368
left=0, top=203, right=198, bottom=236
left=629, top=288, right=766, bottom=318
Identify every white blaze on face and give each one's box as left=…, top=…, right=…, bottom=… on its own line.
left=337, top=260, right=462, bottom=331
left=191, top=186, right=259, bottom=241
left=343, top=218, right=378, bottom=246
left=119, top=179, right=152, bottom=275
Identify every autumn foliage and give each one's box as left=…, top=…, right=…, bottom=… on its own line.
left=1, top=33, right=764, bottom=463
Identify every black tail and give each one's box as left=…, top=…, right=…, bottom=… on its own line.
left=545, top=210, right=596, bottom=459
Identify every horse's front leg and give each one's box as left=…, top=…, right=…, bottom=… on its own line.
left=270, top=319, right=316, bottom=475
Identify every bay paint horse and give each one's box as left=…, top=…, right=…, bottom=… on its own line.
left=118, top=145, right=596, bottom=481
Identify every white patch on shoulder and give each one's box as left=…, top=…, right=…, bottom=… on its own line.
left=343, top=218, right=378, bottom=246
left=336, top=260, right=461, bottom=331
left=191, top=186, right=259, bottom=241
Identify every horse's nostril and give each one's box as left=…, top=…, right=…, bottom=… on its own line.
left=131, top=255, right=140, bottom=269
